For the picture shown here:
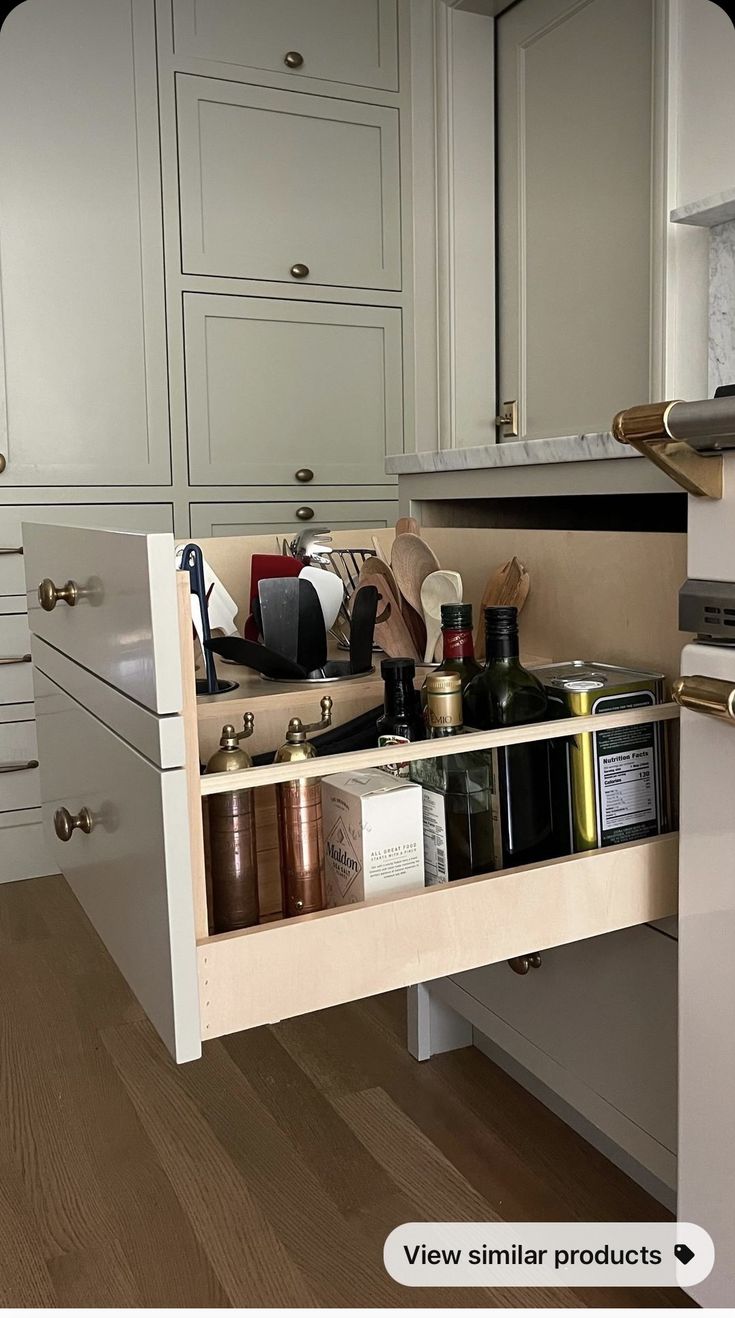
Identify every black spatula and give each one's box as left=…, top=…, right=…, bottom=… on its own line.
left=205, top=636, right=307, bottom=680
left=297, top=577, right=328, bottom=675
left=259, top=577, right=300, bottom=663
left=348, top=583, right=378, bottom=673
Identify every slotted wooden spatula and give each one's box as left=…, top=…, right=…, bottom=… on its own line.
left=475, top=556, right=530, bottom=660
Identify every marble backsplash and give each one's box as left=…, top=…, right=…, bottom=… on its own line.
left=710, top=219, right=735, bottom=393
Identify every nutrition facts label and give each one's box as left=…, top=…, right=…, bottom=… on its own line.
left=599, top=746, right=656, bottom=831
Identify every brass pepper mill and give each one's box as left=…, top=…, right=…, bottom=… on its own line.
left=205, top=714, right=260, bottom=933
left=274, top=695, right=333, bottom=918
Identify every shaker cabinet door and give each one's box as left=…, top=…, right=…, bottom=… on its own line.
left=176, top=76, right=401, bottom=290
left=0, top=0, right=170, bottom=485
left=184, top=295, right=403, bottom=485
left=171, top=0, right=399, bottom=91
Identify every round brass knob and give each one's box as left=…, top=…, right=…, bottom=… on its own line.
left=284, top=50, right=304, bottom=68
left=0, top=454, right=6, bottom=474
left=290, top=263, right=309, bottom=279
left=54, top=805, right=93, bottom=842
left=295, top=468, right=314, bottom=483
left=507, top=952, right=542, bottom=975
left=38, top=578, right=79, bottom=612
left=295, top=506, right=315, bottom=521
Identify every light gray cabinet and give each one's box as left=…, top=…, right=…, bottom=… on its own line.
left=190, top=500, right=397, bottom=538
left=0, top=0, right=170, bottom=486
left=184, top=295, right=403, bottom=485
left=176, top=75, right=401, bottom=290
left=171, top=0, right=399, bottom=92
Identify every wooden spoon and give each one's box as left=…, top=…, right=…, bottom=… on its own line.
left=475, top=556, right=530, bottom=660
left=395, top=516, right=419, bottom=538
left=390, top=533, right=440, bottom=616
left=420, top=570, right=463, bottom=663
left=353, top=574, right=419, bottom=661
left=359, top=552, right=401, bottom=617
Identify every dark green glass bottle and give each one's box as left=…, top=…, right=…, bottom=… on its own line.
left=463, top=606, right=553, bottom=869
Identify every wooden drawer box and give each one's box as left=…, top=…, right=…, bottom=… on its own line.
left=23, top=521, right=684, bottom=1063
left=170, top=0, right=399, bottom=93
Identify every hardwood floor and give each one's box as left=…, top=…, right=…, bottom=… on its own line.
left=0, top=874, right=693, bottom=1309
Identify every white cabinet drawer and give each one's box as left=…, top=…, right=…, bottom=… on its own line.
left=177, top=77, right=401, bottom=289
left=0, top=614, right=32, bottom=704
left=23, top=524, right=182, bottom=715
left=0, top=719, right=40, bottom=811
left=450, top=924, right=678, bottom=1152
left=0, top=504, right=174, bottom=596
left=190, top=500, right=397, bottom=538
left=171, top=0, right=399, bottom=92
left=184, top=295, right=403, bottom=485
left=33, top=665, right=199, bottom=1061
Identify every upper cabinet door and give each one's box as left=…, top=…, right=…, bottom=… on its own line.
left=0, top=0, right=170, bottom=486
left=184, top=294, right=403, bottom=484
left=496, top=0, right=654, bottom=441
left=171, top=0, right=399, bottom=92
left=176, top=76, right=401, bottom=290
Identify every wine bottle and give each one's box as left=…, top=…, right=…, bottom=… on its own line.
left=411, top=672, right=494, bottom=883
left=463, top=606, right=553, bottom=868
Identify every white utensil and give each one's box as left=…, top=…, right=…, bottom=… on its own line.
left=299, top=565, right=345, bottom=632
left=420, top=570, right=463, bottom=663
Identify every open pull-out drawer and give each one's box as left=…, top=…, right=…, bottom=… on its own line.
left=25, top=521, right=684, bottom=1064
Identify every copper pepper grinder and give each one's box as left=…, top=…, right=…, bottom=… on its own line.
left=274, top=696, right=333, bottom=918
left=205, top=713, right=260, bottom=932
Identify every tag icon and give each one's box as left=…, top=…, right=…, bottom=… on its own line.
left=674, top=1243, right=696, bottom=1266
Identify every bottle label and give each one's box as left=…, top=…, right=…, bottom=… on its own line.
left=442, top=628, right=475, bottom=660
left=378, top=733, right=411, bottom=778
left=421, top=788, right=449, bottom=885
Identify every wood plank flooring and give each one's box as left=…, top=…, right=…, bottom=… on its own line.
left=0, top=875, right=694, bottom=1308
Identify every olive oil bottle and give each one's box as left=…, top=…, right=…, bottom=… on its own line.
left=464, top=606, right=553, bottom=868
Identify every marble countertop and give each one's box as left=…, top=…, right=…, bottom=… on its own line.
left=385, top=432, right=637, bottom=475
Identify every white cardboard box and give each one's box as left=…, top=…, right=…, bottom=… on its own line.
left=322, top=769, right=425, bottom=906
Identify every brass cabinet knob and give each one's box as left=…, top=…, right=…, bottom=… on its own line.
left=0, top=654, right=31, bottom=665
left=284, top=50, right=304, bottom=68
left=38, top=578, right=79, bottom=611
left=295, top=468, right=314, bottom=483
left=0, top=454, right=6, bottom=473
left=0, top=546, right=23, bottom=555
left=508, top=952, right=542, bottom=975
left=295, top=506, right=315, bottom=521
left=54, top=805, right=93, bottom=842
left=290, top=262, right=309, bottom=279
left=0, top=759, right=38, bottom=774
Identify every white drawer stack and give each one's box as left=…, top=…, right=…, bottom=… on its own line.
left=0, top=505, right=174, bottom=883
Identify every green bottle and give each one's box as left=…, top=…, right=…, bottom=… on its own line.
left=463, top=605, right=553, bottom=869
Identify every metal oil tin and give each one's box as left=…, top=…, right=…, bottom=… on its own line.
left=531, top=661, right=667, bottom=853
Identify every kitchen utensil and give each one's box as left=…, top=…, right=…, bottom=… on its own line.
left=260, top=661, right=375, bottom=684
left=205, top=636, right=308, bottom=680
left=289, top=526, right=333, bottom=562
left=420, top=569, right=463, bottom=663
left=246, top=553, right=302, bottom=641
left=179, top=543, right=238, bottom=695
left=358, top=554, right=396, bottom=620
left=474, top=556, right=530, bottom=659
left=395, top=516, right=420, bottom=537
left=299, top=565, right=344, bottom=632
left=258, top=577, right=301, bottom=663
left=348, top=583, right=378, bottom=673
left=390, top=533, right=441, bottom=616
left=296, top=577, right=328, bottom=674
left=355, top=574, right=419, bottom=661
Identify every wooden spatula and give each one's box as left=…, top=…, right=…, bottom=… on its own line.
left=353, top=574, right=420, bottom=661
left=395, top=516, right=420, bottom=538
left=475, top=557, right=530, bottom=660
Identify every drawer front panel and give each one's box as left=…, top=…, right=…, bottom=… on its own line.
left=0, top=613, right=33, bottom=704
left=184, top=295, right=403, bottom=485
left=177, top=77, right=401, bottom=289
left=190, top=500, right=398, bottom=538
left=0, top=504, right=174, bottom=596
left=450, top=924, right=677, bottom=1152
left=24, top=524, right=182, bottom=715
left=0, top=719, right=40, bottom=811
left=33, top=667, right=199, bottom=1061
left=171, top=0, right=399, bottom=91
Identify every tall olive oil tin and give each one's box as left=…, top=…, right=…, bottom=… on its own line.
left=531, top=661, right=667, bottom=853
